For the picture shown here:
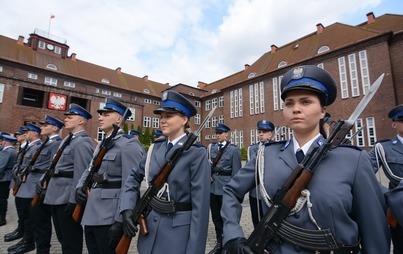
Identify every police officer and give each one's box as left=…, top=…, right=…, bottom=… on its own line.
left=129, top=129, right=141, bottom=140
left=247, top=120, right=274, bottom=228
left=75, top=98, right=145, bottom=254
left=119, top=90, right=211, bottom=254
left=154, top=129, right=165, bottom=140
left=208, top=123, right=242, bottom=254
left=371, top=104, right=403, bottom=254
left=9, top=123, right=43, bottom=254
left=28, top=115, right=64, bottom=254
left=4, top=126, right=28, bottom=243
left=43, top=104, right=94, bottom=254
left=221, top=65, right=389, bottom=253
left=0, top=134, right=17, bottom=226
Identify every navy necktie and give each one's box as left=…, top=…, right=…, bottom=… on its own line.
left=218, top=143, right=223, bottom=150
left=166, top=142, right=173, bottom=155
left=296, top=149, right=305, bottom=163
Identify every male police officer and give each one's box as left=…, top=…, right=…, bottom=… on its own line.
left=208, top=123, right=241, bottom=254
left=371, top=104, right=403, bottom=254
left=9, top=123, right=43, bottom=254
left=4, top=126, right=28, bottom=242
left=75, top=98, right=145, bottom=254
left=29, top=115, right=64, bottom=254
left=247, top=120, right=274, bottom=228
left=0, top=134, right=17, bottom=226
left=44, top=104, right=94, bottom=254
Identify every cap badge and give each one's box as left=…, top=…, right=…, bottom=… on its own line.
left=291, top=67, right=304, bottom=80
left=162, top=92, right=168, bottom=101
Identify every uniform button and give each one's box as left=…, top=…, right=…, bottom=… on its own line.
left=153, top=217, right=158, bottom=222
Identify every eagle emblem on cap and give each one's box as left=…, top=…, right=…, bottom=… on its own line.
left=291, top=67, right=304, bottom=79
left=162, top=92, right=168, bottom=101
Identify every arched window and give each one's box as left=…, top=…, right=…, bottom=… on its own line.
left=248, top=72, right=256, bottom=79
left=46, top=64, right=57, bottom=70
left=278, top=61, right=287, bottom=68
left=318, top=45, right=330, bottom=54
left=143, top=89, right=150, bottom=94
left=101, top=78, right=110, bottom=84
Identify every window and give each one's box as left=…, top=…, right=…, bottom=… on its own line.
left=152, top=117, right=160, bottom=128
left=250, top=83, right=264, bottom=114
left=318, top=45, right=330, bottom=54
left=366, top=117, right=377, bottom=147
left=127, top=108, right=135, bottom=121
left=212, top=134, right=217, bottom=140
left=28, top=73, right=38, bottom=80
left=143, top=89, right=150, bottom=93
left=338, top=57, right=349, bottom=99
left=44, top=77, right=57, bottom=86
left=101, top=78, right=110, bottom=84
left=250, top=129, right=255, bottom=145
left=0, top=83, right=4, bottom=103
left=0, top=66, right=3, bottom=72
left=359, top=50, right=370, bottom=95
left=238, top=88, right=243, bottom=117
left=70, top=97, right=88, bottom=109
left=38, top=41, right=45, bottom=49
left=194, top=114, right=201, bottom=124
left=95, top=88, right=100, bottom=93
left=279, top=76, right=284, bottom=109
left=248, top=72, right=256, bottom=79
left=219, top=96, right=224, bottom=107
left=189, top=92, right=194, bottom=96
left=231, top=88, right=242, bottom=118
left=46, top=64, right=57, bottom=70
left=259, top=81, right=265, bottom=113
left=212, top=98, right=218, bottom=109
left=212, top=116, right=218, bottom=127
left=143, top=116, right=151, bottom=127
left=278, top=61, right=287, bottom=68
left=102, top=90, right=111, bottom=95
left=113, top=92, right=122, bottom=98
left=144, top=99, right=151, bottom=104
left=230, top=91, right=234, bottom=118
left=205, top=118, right=210, bottom=128
left=64, top=81, right=76, bottom=88
left=239, top=131, right=244, bottom=148
left=205, top=135, right=211, bottom=140
left=219, top=115, right=224, bottom=124
left=205, top=100, right=211, bottom=111
left=97, top=127, right=106, bottom=142
left=20, top=88, right=44, bottom=108
left=254, top=83, right=259, bottom=114
left=194, top=101, right=201, bottom=107
left=273, top=78, right=279, bottom=111
left=211, top=89, right=217, bottom=94
left=249, top=85, right=254, bottom=115
left=54, top=46, right=61, bottom=54
left=234, top=89, right=238, bottom=117
left=355, top=118, right=365, bottom=147
left=348, top=53, right=359, bottom=97
left=345, top=130, right=354, bottom=145
left=153, top=100, right=160, bottom=105
left=317, top=63, right=324, bottom=69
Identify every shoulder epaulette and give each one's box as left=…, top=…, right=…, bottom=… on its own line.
left=210, top=142, right=217, bottom=145
left=338, top=144, right=363, bottom=151
left=375, top=139, right=390, bottom=143
left=153, top=138, right=166, bottom=143
left=192, top=142, right=205, bottom=148
left=230, top=143, right=237, bottom=147
left=265, top=140, right=287, bottom=146
left=123, top=134, right=132, bottom=139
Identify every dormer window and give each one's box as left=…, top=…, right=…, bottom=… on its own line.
left=54, top=46, right=61, bottom=54
left=211, top=89, right=217, bottom=94
left=189, top=92, right=194, bottom=96
left=143, top=89, right=150, bottom=94
left=278, top=61, right=287, bottom=68
left=101, top=78, right=110, bottom=84
left=318, top=45, right=330, bottom=54
left=248, top=72, right=256, bottom=79
left=46, top=64, right=57, bottom=70
left=38, top=41, right=46, bottom=49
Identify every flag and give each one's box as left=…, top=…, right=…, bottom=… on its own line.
left=50, top=14, right=55, bottom=19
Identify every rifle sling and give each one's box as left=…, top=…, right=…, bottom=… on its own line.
left=150, top=196, right=192, bottom=214
left=211, top=142, right=230, bottom=169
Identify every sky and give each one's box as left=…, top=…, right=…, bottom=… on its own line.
left=1, top=0, right=402, bottom=87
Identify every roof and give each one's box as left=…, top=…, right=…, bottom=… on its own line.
left=0, top=33, right=170, bottom=97
left=203, top=13, right=403, bottom=94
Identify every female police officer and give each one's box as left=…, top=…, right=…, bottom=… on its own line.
left=221, top=65, right=389, bottom=253
left=119, top=91, right=210, bottom=254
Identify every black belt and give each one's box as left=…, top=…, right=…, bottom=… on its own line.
left=92, top=180, right=122, bottom=189
left=314, top=244, right=361, bottom=254
left=213, top=170, right=232, bottom=176
left=53, top=171, right=74, bottom=178
left=150, top=197, right=192, bottom=214
left=31, top=168, right=48, bottom=174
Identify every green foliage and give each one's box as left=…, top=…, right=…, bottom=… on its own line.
left=123, top=123, right=129, bottom=134
left=240, top=147, right=247, bottom=161
left=143, top=127, right=151, bottom=145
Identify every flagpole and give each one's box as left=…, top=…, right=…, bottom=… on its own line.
left=48, top=13, right=54, bottom=38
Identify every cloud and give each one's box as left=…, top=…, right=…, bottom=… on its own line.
left=0, top=0, right=391, bottom=87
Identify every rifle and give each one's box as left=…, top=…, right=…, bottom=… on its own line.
left=115, top=106, right=217, bottom=254
left=31, top=132, right=74, bottom=207
left=246, top=73, right=384, bottom=254
left=13, top=138, right=49, bottom=196
left=210, top=141, right=230, bottom=176
left=11, top=141, right=29, bottom=176
left=72, top=108, right=130, bottom=223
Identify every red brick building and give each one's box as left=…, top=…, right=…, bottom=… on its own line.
left=0, top=12, right=402, bottom=150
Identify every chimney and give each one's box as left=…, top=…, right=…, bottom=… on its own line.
left=244, top=64, right=250, bottom=70
left=70, top=53, right=77, bottom=62
left=17, top=36, right=24, bottom=45
left=367, top=12, right=376, bottom=24
left=271, top=44, right=277, bottom=54
left=143, top=75, right=148, bottom=82
left=197, top=81, right=207, bottom=90
left=116, top=67, right=121, bottom=74
left=316, top=23, right=324, bottom=34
